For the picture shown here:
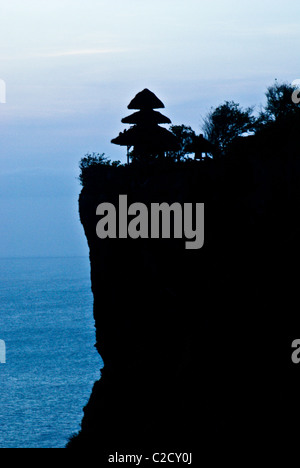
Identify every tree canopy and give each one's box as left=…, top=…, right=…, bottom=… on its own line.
left=256, top=80, right=300, bottom=129
left=79, top=153, right=121, bottom=186
left=168, top=125, right=196, bottom=161
left=202, top=101, right=255, bottom=155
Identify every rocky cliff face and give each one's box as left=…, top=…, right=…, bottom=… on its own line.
left=68, top=153, right=300, bottom=457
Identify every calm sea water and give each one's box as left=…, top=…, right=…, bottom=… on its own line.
left=0, top=256, right=102, bottom=448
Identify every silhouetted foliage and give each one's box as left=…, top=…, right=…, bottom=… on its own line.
left=79, top=81, right=300, bottom=181
left=202, top=101, right=255, bottom=155
left=168, top=125, right=197, bottom=161
left=256, top=80, right=300, bottom=130
left=79, top=153, right=121, bottom=186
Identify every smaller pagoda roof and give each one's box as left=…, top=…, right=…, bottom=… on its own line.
left=121, top=110, right=171, bottom=125
left=128, top=89, right=165, bottom=110
left=111, top=125, right=178, bottom=151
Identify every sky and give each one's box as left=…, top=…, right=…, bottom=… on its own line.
left=1, top=0, right=300, bottom=257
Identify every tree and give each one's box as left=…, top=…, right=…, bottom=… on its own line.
left=256, top=80, right=300, bottom=129
left=168, top=125, right=196, bottom=161
left=79, top=153, right=121, bottom=186
left=202, top=101, right=255, bottom=155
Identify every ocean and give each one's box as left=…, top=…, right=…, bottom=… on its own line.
left=0, top=256, right=102, bottom=448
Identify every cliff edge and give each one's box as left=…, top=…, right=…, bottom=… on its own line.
left=68, top=150, right=300, bottom=456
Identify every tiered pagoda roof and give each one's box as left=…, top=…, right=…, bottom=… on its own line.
left=111, top=89, right=178, bottom=160
left=121, top=110, right=171, bottom=125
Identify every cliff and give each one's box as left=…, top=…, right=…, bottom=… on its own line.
left=68, top=145, right=300, bottom=457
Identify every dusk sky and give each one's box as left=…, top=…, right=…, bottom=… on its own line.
left=1, top=0, right=300, bottom=257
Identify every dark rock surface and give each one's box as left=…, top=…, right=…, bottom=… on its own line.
left=68, top=146, right=300, bottom=458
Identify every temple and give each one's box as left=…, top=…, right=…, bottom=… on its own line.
left=111, top=89, right=178, bottom=163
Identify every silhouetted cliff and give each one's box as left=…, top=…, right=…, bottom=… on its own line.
left=68, top=135, right=300, bottom=458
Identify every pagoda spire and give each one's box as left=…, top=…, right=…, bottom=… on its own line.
left=127, top=88, right=165, bottom=109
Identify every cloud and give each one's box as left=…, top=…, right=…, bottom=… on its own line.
left=0, top=47, right=129, bottom=61
left=36, top=48, right=128, bottom=58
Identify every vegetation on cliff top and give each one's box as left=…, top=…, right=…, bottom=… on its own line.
left=78, top=80, right=300, bottom=186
